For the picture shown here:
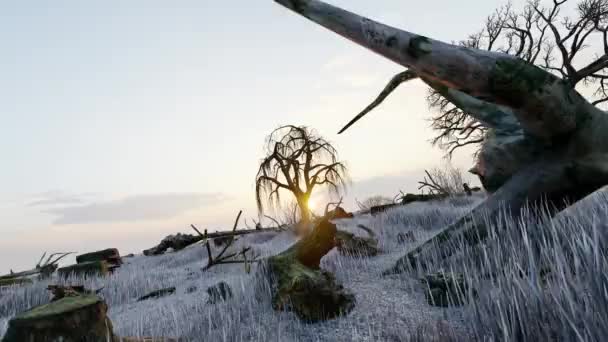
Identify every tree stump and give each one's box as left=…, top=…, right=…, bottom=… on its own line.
left=263, top=218, right=356, bottom=322
left=58, top=261, right=109, bottom=279
left=1, top=295, right=116, bottom=342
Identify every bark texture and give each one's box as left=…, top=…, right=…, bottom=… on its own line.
left=264, top=218, right=355, bottom=322
left=274, top=0, right=608, bottom=274
left=1, top=295, right=116, bottom=342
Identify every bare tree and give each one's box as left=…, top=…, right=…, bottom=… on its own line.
left=255, top=125, right=349, bottom=234
left=356, top=195, right=393, bottom=211
left=336, top=0, right=608, bottom=157
left=418, top=164, right=467, bottom=196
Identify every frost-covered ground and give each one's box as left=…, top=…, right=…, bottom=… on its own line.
left=2, top=190, right=608, bottom=341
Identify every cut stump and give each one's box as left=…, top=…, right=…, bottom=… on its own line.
left=1, top=294, right=116, bottom=342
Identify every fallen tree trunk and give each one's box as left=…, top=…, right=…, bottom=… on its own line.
left=273, top=0, right=595, bottom=141
left=370, top=193, right=448, bottom=215
left=76, top=248, right=122, bottom=266
left=263, top=218, right=356, bottom=322
left=57, top=261, right=109, bottom=279
left=273, top=0, right=608, bottom=276
left=144, top=226, right=284, bottom=256
left=384, top=155, right=608, bottom=274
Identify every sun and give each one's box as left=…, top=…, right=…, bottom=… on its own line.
left=307, top=198, right=316, bottom=211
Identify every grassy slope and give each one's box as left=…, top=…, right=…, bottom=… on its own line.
left=1, top=190, right=607, bottom=341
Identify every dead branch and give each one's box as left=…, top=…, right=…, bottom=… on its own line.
left=0, top=251, right=75, bottom=281
left=194, top=211, right=261, bottom=272
left=324, top=197, right=344, bottom=217
left=263, top=214, right=284, bottom=230
left=418, top=170, right=448, bottom=195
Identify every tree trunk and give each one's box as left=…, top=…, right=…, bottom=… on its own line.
left=273, top=0, right=593, bottom=142
left=295, top=194, right=312, bottom=235
left=274, top=0, right=608, bottom=276
left=384, top=155, right=608, bottom=274
left=262, top=218, right=356, bottom=322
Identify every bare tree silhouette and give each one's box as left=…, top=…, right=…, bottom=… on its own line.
left=255, top=125, right=349, bottom=234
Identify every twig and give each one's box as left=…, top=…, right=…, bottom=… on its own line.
left=264, top=215, right=283, bottom=229
left=203, top=210, right=252, bottom=272
left=324, top=197, right=344, bottom=216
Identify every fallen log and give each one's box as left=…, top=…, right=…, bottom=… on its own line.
left=76, top=248, right=122, bottom=266
left=370, top=193, right=448, bottom=215
left=384, top=156, right=608, bottom=274
left=263, top=218, right=355, bottom=322
left=57, top=261, right=109, bottom=279
left=273, top=0, right=608, bottom=276
left=143, top=226, right=283, bottom=256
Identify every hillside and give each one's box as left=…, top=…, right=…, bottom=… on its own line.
left=2, top=189, right=607, bottom=341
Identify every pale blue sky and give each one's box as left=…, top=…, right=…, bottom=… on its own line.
left=0, top=0, right=520, bottom=273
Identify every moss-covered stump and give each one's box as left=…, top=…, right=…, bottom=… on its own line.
left=1, top=294, right=116, bottom=342
left=335, top=230, right=379, bottom=257
left=264, top=218, right=356, bottom=322
left=58, top=261, right=109, bottom=279
left=77, top=248, right=122, bottom=265
left=422, top=272, right=474, bottom=307
left=0, top=277, right=33, bottom=287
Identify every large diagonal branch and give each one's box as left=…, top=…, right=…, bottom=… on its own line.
left=574, top=54, right=608, bottom=82
left=275, top=0, right=593, bottom=140
left=338, top=68, right=521, bottom=136
left=338, top=70, right=418, bottom=134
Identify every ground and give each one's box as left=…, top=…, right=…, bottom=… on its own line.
left=1, top=190, right=607, bottom=341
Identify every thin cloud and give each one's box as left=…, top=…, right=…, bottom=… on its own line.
left=27, top=190, right=97, bottom=207
left=44, top=192, right=228, bottom=225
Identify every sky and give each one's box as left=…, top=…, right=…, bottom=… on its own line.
left=0, top=0, right=526, bottom=273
